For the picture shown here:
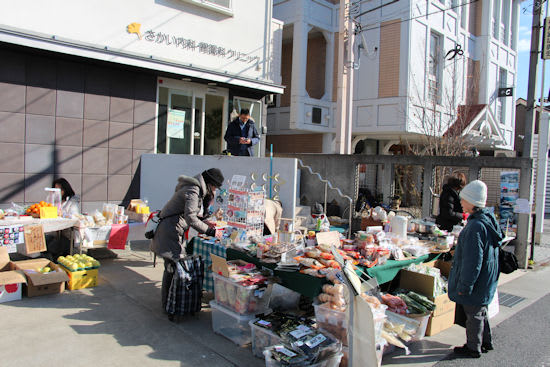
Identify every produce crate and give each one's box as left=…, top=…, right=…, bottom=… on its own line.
left=58, top=264, right=99, bottom=290
left=385, top=311, right=424, bottom=341
left=213, top=273, right=270, bottom=315
left=210, top=300, right=255, bottom=346
left=406, top=313, right=431, bottom=341
left=263, top=349, right=343, bottom=367
left=250, top=320, right=282, bottom=359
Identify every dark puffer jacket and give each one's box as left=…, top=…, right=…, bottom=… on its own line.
left=448, top=208, right=503, bottom=306
left=436, top=184, right=463, bottom=231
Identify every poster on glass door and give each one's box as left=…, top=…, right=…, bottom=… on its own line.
left=167, top=109, right=186, bottom=139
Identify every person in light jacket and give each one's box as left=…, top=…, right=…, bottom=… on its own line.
left=224, top=108, right=260, bottom=156
left=151, top=168, right=224, bottom=311
left=448, top=180, right=503, bottom=358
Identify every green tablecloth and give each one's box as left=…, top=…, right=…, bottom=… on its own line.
left=362, top=255, right=438, bottom=285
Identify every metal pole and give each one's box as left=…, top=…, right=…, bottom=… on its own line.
left=336, top=0, right=353, bottom=154
left=523, top=1, right=543, bottom=158
left=269, top=144, right=273, bottom=199
left=324, top=182, right=328, bottom=214
left=535, top=1, right=550, bottom=245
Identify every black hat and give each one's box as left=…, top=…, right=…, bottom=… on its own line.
left=202, top=168, right=224, bottom=188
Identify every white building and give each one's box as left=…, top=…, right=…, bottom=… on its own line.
left=0, top=0, right=283, bottom=209
left=268, top=0, right=520, bottom=154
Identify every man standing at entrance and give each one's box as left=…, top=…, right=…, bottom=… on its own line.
left=224, top=108, right=260, bottom=156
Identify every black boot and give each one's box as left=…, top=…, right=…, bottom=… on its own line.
left=454, top=344, right=481, bottom=358
left=481, top=343, right=494, bottom=353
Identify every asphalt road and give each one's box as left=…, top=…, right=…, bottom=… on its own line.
left=434, top=294, right=550, bottom=367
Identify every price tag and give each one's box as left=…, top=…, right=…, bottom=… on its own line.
left=290, top=328, right=312, bottom=339
left=305, top=334, right=327, bottom=348
left=257, top=320, right=271, bottom=327
left=274, top=345, right=297, bottom=357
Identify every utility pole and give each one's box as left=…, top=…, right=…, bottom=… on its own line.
left=335, top=0, right=354, bottom=154
left=518, top=0, right=544, bottom=268
left=523, top=2, right=543, bottom=157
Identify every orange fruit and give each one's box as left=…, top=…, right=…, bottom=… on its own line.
left=39, top=201, right=46, bottom=206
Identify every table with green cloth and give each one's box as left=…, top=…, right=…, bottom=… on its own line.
left=227, top=248, right=439, bottom=298
left=186, top=237, right=226, bottom=293
left=190, top=236, right=439, bottom=298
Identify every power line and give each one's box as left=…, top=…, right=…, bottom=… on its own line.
left=355, top=0, right=479, bottom=34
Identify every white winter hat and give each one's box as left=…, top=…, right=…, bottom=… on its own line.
left=459, top=180, right=487, bottom=208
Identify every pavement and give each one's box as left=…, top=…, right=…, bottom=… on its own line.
left=1, top=223, right=550, bottom=367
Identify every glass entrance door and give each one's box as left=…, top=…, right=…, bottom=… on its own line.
left=157, top=81, right=227, bottom=155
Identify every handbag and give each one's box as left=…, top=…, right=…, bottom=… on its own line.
left=144, top=210, right=185, bottom=239
left=499, top=247, right=518, bottom=274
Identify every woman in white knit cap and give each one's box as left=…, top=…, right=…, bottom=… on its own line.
left=448, top=180, right=503, bottom=358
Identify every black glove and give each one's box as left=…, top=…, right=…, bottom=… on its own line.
left=205, top=227, right=216, bottom=237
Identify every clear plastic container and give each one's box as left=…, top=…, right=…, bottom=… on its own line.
left=314, top=303, right=348, bottom=345
left=385, top=310, right=424, bottom=341
left=209, top=300, right=255, bottom=346
left=249, top=320, right=282, bottom=359
left=213, top=273, right=270, bottom=315
left=263, top=349, right=343, bottom=367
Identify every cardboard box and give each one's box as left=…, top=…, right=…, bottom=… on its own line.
left=13, top=258, right=68, bottom=297
left=58, top=265, right=98, bottom=290
left=435, top=259, right=452, bottom=277
left=0, top=247, right=26, bottom=303
left=19, top=224, right=47, bottom=255
left=399, top=263, right=456, bottom=336
left=425, top=308, right=455, bottom=336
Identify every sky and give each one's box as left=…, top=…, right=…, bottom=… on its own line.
left=516, top=1, right=550, bottom=101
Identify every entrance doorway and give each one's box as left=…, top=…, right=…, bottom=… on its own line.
left=156, top=80, right=227, bottom=155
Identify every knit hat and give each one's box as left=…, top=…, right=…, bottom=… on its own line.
left=459, top=180, right=487, bottom=208
left=202, top=168, right=224, bottom=188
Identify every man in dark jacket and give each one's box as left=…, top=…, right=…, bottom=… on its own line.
left=224, top=108, right=260, bottom=156
left=448, top=180, right=503, bottom=358
left=436, top=174, right=466, bottom=231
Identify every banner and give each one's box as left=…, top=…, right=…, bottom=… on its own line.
left=167, top=109, right=186, bottom=139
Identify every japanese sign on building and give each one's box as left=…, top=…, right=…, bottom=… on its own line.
left=126, top=22, right=260, bottom=64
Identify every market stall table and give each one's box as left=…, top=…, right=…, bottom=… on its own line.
left=0, top=217, right=79, bottom=255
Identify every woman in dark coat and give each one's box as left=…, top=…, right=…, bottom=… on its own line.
left=151, top=168, right=224, bottom=310
left=436, top=173, right=466, bottom=231
left=448, top=180, right=503, bottom=358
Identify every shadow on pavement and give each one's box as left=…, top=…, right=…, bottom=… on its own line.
left=382, top=340, right=453, bottom=365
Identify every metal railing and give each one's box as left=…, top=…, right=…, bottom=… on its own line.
left=297, top=159, right=353, bottom=239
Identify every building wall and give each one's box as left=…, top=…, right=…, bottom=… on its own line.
left=266, top=133, right=324, bottom=153
left=0, top=45, right=156, bottom=210
left=0, top=0, right=277, bottom=84
left=306, top=33, right=326, bottom=100
left=280, top=40, right=293, bottom=107
left=378, top=20, right=401, bottom=99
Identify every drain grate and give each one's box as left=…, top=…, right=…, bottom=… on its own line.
left=499, top=292, right=526, bottom=308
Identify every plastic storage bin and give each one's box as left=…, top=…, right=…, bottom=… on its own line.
left=385, top=311, right=426, bottom=341
left=213, top=273, right=270, bottom=315
left=250, top=320, right=282, bottom=358
left=210, top=300, right=255, bottom=346
left=314, top=303, right=385, bottom=346
left=263, top=349, right=343, bottom=367
left=314, top=303, right=348, bottom=345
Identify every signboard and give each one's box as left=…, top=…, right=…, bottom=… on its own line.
left=543, top=17, right=550, bottom=60
left=0, top=225, right=25, bottom=253
left=498, top=87, right=514, bottom=97
left=500, top=171, right=520, bottom=229
left=166, top=109, right=186, bottom=139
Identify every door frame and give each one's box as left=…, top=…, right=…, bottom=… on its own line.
left=156, top=77, right=229, bottom=155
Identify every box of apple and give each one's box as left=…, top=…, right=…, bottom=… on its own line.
left=57, top=254, right=100, bottom=272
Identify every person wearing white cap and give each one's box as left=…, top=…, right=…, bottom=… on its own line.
left=448, top=180, right=503, bottom=358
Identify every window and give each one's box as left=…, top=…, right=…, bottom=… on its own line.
left=428, top=32, right=442, bottom=104
left=492, top=0, right=499, bottom=39
left=182, top=0, right=232, bottom=16
left=312, top=107, right=322, bottom=124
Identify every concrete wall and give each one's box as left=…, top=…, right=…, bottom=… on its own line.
left=0, top=45, right=155, bottom=211
left=140, top=154, right=298, bottom=220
